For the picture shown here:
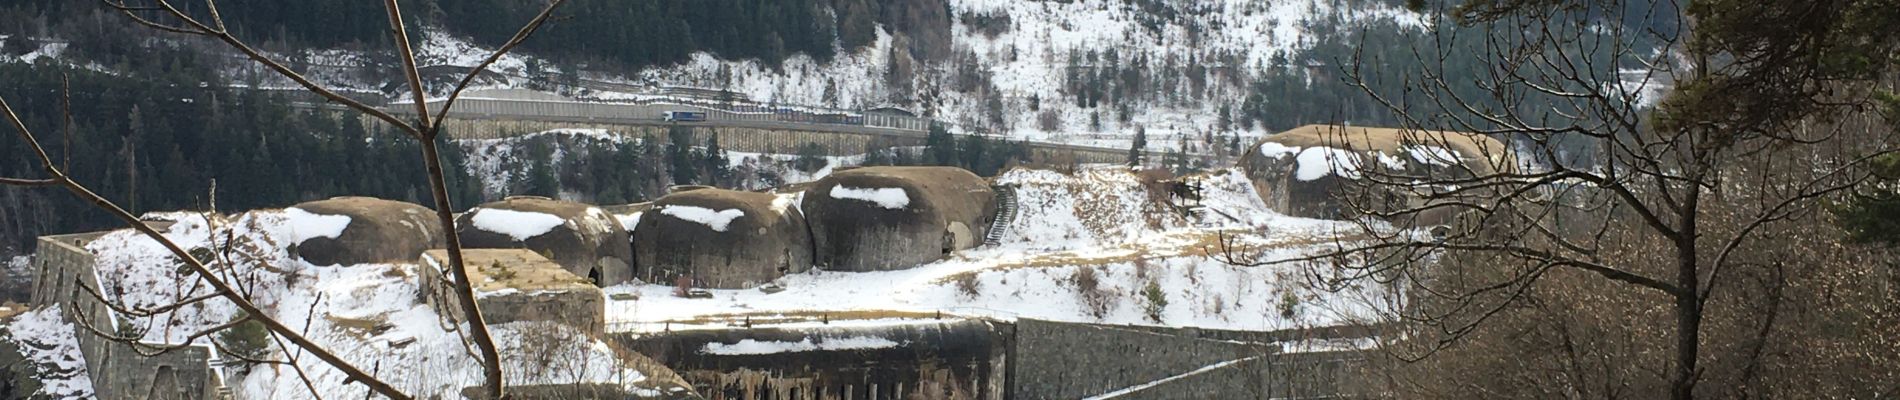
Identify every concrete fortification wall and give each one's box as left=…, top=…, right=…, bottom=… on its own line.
left=801, top=167, right=997, bottom=272
left=1241, top=124, right=1512, bottom=224
left=619, top=319, right=1009, bottom=400
left=29, top=232, right=228, bottom=400
left=288, top=196, right=444, bottom=266
left=631, top=189, right=813, bottom=289
left=456, top=197, right=634, bottom=286
left=1007, top=319, right=1274, bottom=399
left=419, top=249, right=606, bottom=335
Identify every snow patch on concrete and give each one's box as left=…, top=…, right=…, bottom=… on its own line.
left=284, top=207, right=353, bottom=242
left=470, top=208, right=566, bottom=241
left=770, top=193, right=800, bottom=215
left=1294, top=147, right=1363, bottom=181
left=700, top=336, right=904, bottom=355
left=659, top=206, right=746, bottom=232
left=1256, top=142, right=1300, bottom=159
left=1404, top=145, right=1460, bottom=166
left=830, top=186, right=910, bottom=209
left=617, top=211, right=643, bottom=232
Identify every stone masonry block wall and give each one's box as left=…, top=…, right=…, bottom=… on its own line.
left=1007, top=319, right=1272, bottom=399
left=30, top=232, right=227, bottom=400
left=1007, top=319, right=1371, bottom=399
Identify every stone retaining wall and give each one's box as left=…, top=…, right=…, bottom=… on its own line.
left=30, top=231, right=228, bottom=400
left=618, top=319, right=1008, bottom=400
left=1006, top=319, right=1273, bottom=399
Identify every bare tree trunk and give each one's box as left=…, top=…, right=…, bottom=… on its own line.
left=3, top=0, right=569, bottom=397
left=381, top=0, right=506, bottom=396
left=1673, top=261, right=1702, bottom=400
left=421, top=137, right=506, bottom=399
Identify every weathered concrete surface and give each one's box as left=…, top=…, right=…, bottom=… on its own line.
left=1041, top=322, right=1383, bottom=400
left=455, top=197, right=633, bottom=285
left=288, top=196, right=443, bottom=266
left=631, top=189, right=812, bottom=288
left=801, top=167, right=997, bottom=272
left=30, top=231, right=228, bottom=400
left=419, top=249, right=604, bottom=335
left=1240, top=124, right=1512, bottom=225
left=1006, top=319, right=1274, bottom=399
left=459, top=383, right=700, bottom=400
left=618, top=319, right=1008, bottom=400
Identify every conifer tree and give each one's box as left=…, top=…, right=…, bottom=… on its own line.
left=1127, top=126, right=1147, bottom=166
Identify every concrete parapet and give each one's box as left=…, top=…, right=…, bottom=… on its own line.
left=419, top=249, right=606, bottom=335
left=618, top=319, right=1008, bottom=400
left=30, top=231, right=228, bottom=400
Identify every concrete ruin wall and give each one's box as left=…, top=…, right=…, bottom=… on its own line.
left=456, top=197, right=634, bottom=286
left=618, top=320, right=1008, bottom=400
left=29, top=232, right=229, bottom=400
left=1006, top=319, right=1273, bottom=399
left=418, top=249, right=605, bottom=335
left=631, top=189, right=813, bottom=289
left=1241, top=124, right=1512, bottom=225
left=289, top=196, right=444, bottom=266
left=802, top=167, right=998, bottom=272
left=1062, top=323, right=1374, bottom=399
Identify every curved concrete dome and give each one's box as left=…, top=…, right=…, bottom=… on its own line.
left=631, top=188, right=812, bottom=289
left=455, top=196, right=632, bottom=286
left=287, top=196, right=443, bottom=266
left=800, top=166, right=997, bottom=272
left=1240, top=124, right=1512, bottom=224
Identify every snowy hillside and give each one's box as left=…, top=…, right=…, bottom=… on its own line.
left=77, top=212, right=689, bottom=400
left=2, top=306, right=94, bottom=400
left=604, top=167, right=1391, bottom=334
left=630, top=0, right=1425, bottom=150
left=197, top=0, right=1424, bottom=153
left=4, top=1, right=1427, bottom=155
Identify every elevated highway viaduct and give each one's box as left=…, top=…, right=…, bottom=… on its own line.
left=296, top=96, right=1147, bottom=164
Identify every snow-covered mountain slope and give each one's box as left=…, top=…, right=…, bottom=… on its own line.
left=6, top=1, right=1426, bottom=154
left=628, top=0, right=1425, bottom=149
left=604, top=167, right=1390, bottom=334
left=216, top=0, right=1424, bottom=152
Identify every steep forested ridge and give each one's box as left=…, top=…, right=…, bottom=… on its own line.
left=0, top=0, right=944, bottom=70
left=0, top=56, right=483, bottom=256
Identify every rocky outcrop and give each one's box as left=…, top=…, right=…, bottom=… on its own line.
left=631, top=188, right=813, bottom=288
left=801, top=167, right=996, bottom=272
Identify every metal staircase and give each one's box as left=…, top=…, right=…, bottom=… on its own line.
left=984, top=185, right=1019, bottom=246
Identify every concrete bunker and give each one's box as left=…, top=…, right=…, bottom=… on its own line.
left=418, top=249, right=605, bottom=334
left=1240, top=124, right=1511, bottom=224
left=287, top=196, right=444, bottom=266
left=631, top=188, right=813, bottom=289
left=801, top=166, right=997, bottom=272
left=455, top=196, right=633, bottom=286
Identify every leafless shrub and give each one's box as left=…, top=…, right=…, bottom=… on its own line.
left=954, top=273, right=981, bottom=298
left=1037, top=109, right=1062, bottom=132
left=1070, top=267, right=1113, bottom=318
